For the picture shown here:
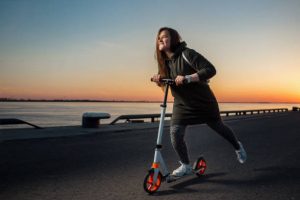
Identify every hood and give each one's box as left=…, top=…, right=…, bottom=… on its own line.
left=171, top=41, right=187, bottom=59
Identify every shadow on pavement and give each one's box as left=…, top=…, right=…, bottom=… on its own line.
left=153, top=166, right=300, bottom=196
left=154, top=172, right=227, bottom=196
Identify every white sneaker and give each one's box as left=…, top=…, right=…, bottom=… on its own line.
left=235, top=141, right=247, bottom=164
left=172, top=162, right=193, bottom=177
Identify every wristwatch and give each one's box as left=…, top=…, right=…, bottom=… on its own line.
left=184, top=75, right=192, bottom=83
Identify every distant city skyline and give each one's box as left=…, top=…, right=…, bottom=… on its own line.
left=1, top=0, right=300, bottom=103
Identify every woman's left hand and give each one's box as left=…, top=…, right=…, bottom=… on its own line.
left=175, top=75, right=185, bottom=86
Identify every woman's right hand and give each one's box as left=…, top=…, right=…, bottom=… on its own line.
left=151, top=74, right=162, bottom=86
left=151, top=74, right=161, bottom=83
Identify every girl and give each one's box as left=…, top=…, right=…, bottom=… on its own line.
left=151, top=27, right=247, bottom=177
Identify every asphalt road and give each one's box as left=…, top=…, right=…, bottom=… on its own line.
left=0, top=112, right=299, bottom=200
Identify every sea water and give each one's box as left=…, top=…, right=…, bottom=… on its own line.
left=0, top=102, right=299, bottom=128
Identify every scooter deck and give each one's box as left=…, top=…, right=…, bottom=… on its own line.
left=166, top=171, right=200, bottom=183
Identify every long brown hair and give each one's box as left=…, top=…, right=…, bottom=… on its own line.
left=155, top=27, right=182, bottom=78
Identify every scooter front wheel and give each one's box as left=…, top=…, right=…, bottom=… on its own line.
left=143, top=170, right=162, bottom=194
left=195, top=157, right=207, bottom=177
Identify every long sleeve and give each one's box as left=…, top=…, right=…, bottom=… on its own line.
left=185, top=49, right=216, bottom=80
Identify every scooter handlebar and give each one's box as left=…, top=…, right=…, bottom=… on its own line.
left=150, top=78, right=174, bottom=84
left=150, top=78, right=188, bottom=85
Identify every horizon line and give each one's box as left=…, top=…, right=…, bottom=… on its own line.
left=0, top=98, right=300, bottom=104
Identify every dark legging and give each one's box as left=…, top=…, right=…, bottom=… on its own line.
left=170, top=119, right=240, bottom=164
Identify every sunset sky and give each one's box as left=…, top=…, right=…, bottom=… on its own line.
left=1, top=0, right=300, bottom=102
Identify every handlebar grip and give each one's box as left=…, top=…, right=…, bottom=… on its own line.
left=150, top=78, right=175, bottom=85
left=182, top=78, right=188, bottom=85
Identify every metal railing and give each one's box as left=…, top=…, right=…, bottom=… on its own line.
left=0, top=118, right=43, bottom=129
left=110, top=113, right=172, bottom=125
left=220, top=108, right=288, bottom=116
left=110, top=108, right=288, bottom=125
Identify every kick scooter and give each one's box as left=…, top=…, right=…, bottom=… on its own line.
left=143, top=78, right=207, bottom=194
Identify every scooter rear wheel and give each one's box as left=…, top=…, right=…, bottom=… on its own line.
left=143, top=170, right=162, bottom=194
left=195, top=157, right=207, bottom=177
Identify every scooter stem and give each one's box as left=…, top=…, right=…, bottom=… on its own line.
left=162, top=83, right=170, bottom=108
left=156, top=83, right=170, bottom=145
